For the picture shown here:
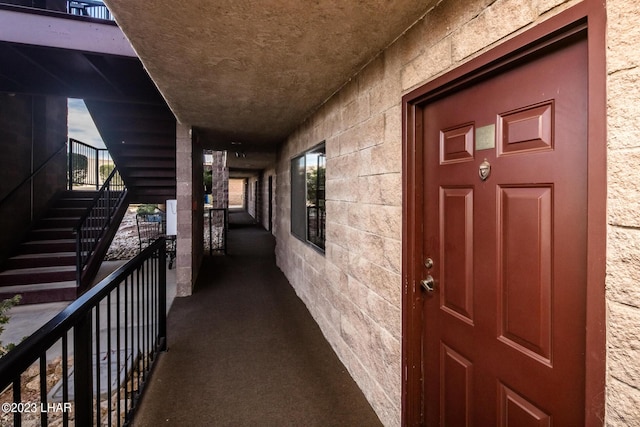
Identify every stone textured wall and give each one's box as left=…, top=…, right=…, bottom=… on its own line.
left=176, top=123, right=203, bottom=296
left=210, top=151, right=228, bottom=209
left=273, top=0, right=640, bottom=425
left=605, top=0, right=640, bottom=424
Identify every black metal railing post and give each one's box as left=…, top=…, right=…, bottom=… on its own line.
left=94, top=149, right=99, bottom=190
left=74, top=312, right=94, bottom=426
left=158, top=240, right=167, bottom=352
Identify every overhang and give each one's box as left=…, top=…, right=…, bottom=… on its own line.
left=102, top=0, right=437, bottom=157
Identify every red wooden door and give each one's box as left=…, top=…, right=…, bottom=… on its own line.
left=420, top=35, right=588, bottom=425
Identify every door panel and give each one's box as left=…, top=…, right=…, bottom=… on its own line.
left=421, top=33, right=587, bottom=425
left=498, top=186, right=552, bottom=364
left=440, top=187, right=474, bottom=323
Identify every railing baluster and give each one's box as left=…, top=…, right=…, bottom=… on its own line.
left=116, top=283, right=122, bottom=427
left=74, top=312, right=93, bottom=426
left=159, top=242, right=167, bottom=351
left=135, top=266, right=141, bottom=394
left=123, top=276, right=129, bottom=420
left=107, top=292, right=113, bottom=427
left=40, top=355, right=47, bottom=427
left=13, top=374, right=21, bottom=427
left=142, top=259, right=148, bottom=378
left=95, top=305, right=101, bottom=425
left=62, top=334, right=69, bottom=427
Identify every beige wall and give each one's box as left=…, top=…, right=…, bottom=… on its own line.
left=176, top=123, right=204, bottom=297
left=274, top=0, right=639, bottom=425
left=605, top=0, right=640, bottom=423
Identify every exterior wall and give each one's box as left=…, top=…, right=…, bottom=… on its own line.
left=605, top=0, right=640, bottom=424
left=0, top=93, right=67, bottom=266
left=176, top=123, right=203, bottom=296
left=274, top=0, right=640, bottom=425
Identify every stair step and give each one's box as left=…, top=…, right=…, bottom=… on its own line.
left=0, top=266, right=76, bottom=286
left=0, top=281, right=78, bottom=304
left=40, top=217, right=82, bottom=228
left=57, top=197, right=95, bottom=208
left=63, top=190, right=99, bottom=198
left=19, top=239, right=77, bottom=254
left=5, top=252, right=77, bottom=269
left=29, top=228, right=76, bottom=240
left=47, top=207, right=90, bottom=218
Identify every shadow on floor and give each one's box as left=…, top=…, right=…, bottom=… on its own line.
left=132, top=213, right=382, bottom=426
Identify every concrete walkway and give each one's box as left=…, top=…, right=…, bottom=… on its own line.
left=132, top=213, right=382, bottom=426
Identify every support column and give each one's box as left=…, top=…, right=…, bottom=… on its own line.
left=176, top=123, right=201, bottom=296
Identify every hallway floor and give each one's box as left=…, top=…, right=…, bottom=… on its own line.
left=132, top=211, right=382, bottom=426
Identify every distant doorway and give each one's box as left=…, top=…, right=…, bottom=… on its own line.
left=268, top=176, right=273, bottom=232
left=229, top=178, right=245, bottom=209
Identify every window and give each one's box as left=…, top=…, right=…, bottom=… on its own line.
left=291, top=143, right=326, bottom=251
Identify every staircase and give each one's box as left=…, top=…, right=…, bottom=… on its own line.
left=0, top=190, right=122, bottom=304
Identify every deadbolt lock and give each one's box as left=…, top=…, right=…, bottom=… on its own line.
left=421, top=275, right=435, bottom=292
left=424, top=258, right=433, bottom=269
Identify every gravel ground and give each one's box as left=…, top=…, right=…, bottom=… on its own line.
left=105, top=207, right=225, bottom=261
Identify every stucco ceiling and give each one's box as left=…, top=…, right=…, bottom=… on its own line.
left=103, top=0, right=436, bottom=158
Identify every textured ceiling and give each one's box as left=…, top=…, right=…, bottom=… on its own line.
left=103, top=0, right=435, bottom=155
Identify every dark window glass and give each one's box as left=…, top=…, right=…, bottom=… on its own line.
left=291, top=143, right=326, bottom=251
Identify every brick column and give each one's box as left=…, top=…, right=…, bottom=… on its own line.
left=211, top=151, right=228, bottom=209
left=176, top=123, right=194, bottom=296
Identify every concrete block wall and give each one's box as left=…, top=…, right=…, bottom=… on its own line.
left=605, top=0, right=640, bottom=424
left=176, top=123, right=204, bottom=297
left=275, top=0, right=640, bottom=425
left=210, top=151, right=228, bottom=209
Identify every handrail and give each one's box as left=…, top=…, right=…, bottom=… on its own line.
left=0, top=238, right=167, bottom=426
left=75, top=166, right=127, bottom=286
left=0, top=142, right=67, bottom=210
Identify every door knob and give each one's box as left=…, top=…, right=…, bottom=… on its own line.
left=421, top=275, right=435, bottom=292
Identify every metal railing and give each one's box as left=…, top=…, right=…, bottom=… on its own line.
left=0, top=238, right=167, bottom=426
left=68, top=0, right=112, bottom=20
left=68, top=138, right=123, bottom=191
left=207, top=208, right=228, bottom=255
left=0, top=1, right=114, bottom=22
left=306, top=205, right=326, bottom=250
left=75, top=167, right=127, bottom=286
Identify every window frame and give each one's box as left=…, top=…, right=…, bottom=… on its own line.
left=290, top=142, right=326, bottom=252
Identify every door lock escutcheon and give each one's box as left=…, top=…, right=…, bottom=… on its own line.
left=421, top=275, right=435, bottom=292
left=424, top=257, right=433, bottom=269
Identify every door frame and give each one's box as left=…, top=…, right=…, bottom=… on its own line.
left=401, top=1, right=606, bottom=425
